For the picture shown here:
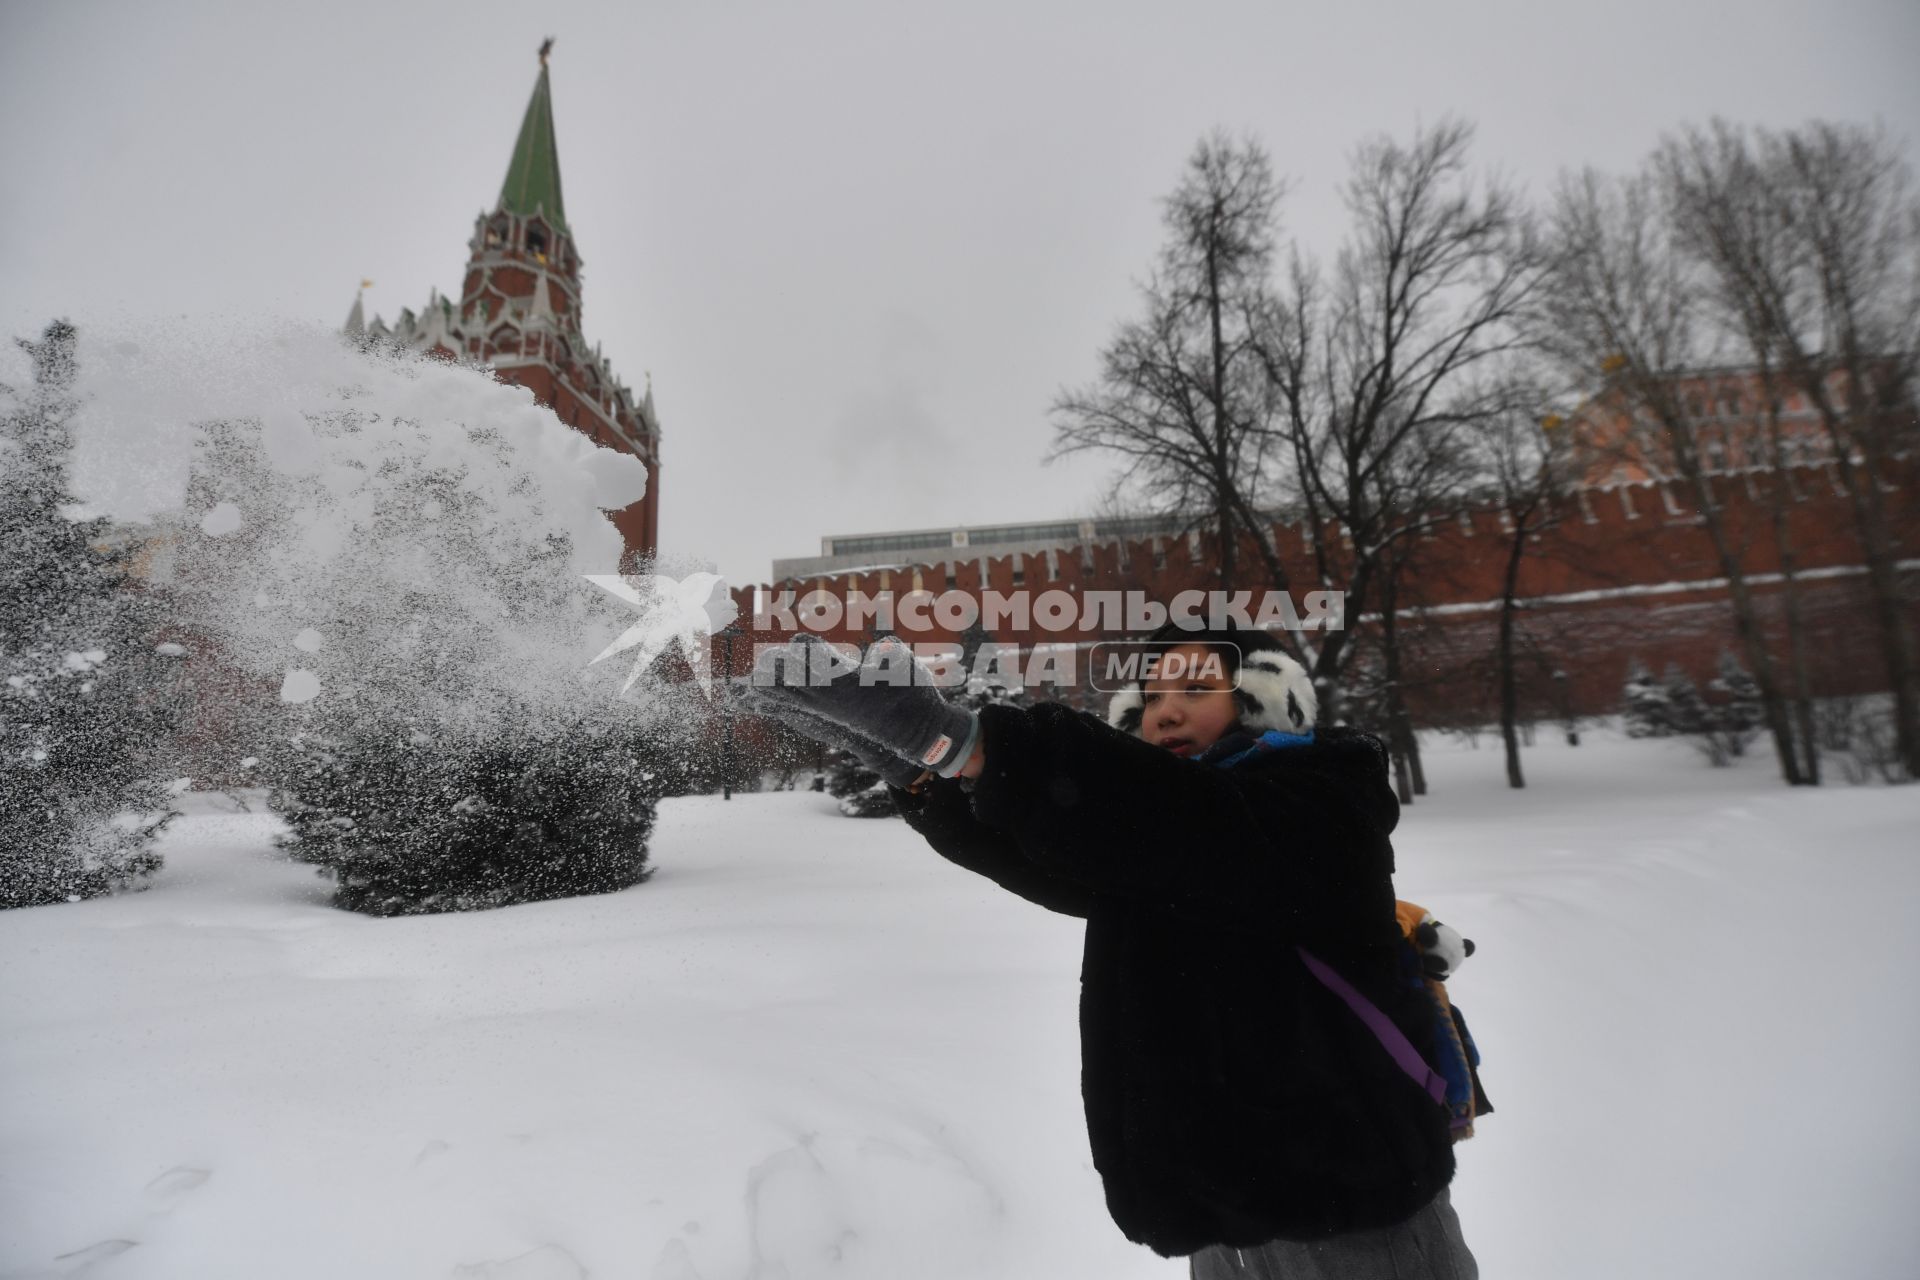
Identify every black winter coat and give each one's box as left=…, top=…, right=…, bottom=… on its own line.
left=888, top=701, right=1455, bottom=1258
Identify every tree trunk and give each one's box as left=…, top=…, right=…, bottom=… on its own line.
left=1307, top=529, right=1376, bottom=704
left=1497, top=518, right=1527, bottom=789
left=1675, top=452, right=1806, bottom=785
left=1206, top=226, right=1238, bottom=594
left=1822, top=433, right=1920, bottom=779
left=1755, top=387, right=1822, bottom=783
left=1376, top=572, right=1427, bottom=802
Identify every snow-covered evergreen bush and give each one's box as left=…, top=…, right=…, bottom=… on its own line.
left=837, top=782, right=898, bottom=818
left=823, top=749, right=880, bottom=800
left=141, top=325, right=676, bottom=914
left=1621, top=658, right=1673, bottom=738
left=1662, top=663, right=1712, bottom=737
left=1622, top=654, right=1764, bottom=765
left=268, top=709, right=658, bottom=915
left=1, top=321, right=182, bottom=908
left=1708, top=651, right=1761, bottom=725
left=1696, top=649, right=1764, bottom=764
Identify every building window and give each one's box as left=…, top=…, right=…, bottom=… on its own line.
left=833, top=531, right=956, bottom=557
left=977, top=520, right=1081, bottom=544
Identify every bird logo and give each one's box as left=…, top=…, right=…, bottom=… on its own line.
left=583, top=571, right=739, bottom=697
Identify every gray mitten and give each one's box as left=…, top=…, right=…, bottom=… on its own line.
left=730, top=680, right=927, bottom=789
left=743, top=633, right=980, bottom=778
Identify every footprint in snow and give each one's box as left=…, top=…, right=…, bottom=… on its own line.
left=50, top=1239, right=138, bottom=1272
left=144, top=1166, right=210, bottom=1205
left=449, top=1243, right=585, bottom=1280
left=31, top=1166, right=205, bottom=1277
left=648, top=1237, right=704, bottom=1280
left=742, top=1130, right=1004, bottom=1277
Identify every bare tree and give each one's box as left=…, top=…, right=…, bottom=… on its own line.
left=1362, top=437, right=1485, bottom=798
left=1261, top=119, right=1543, bottom=792
left=1652, top=122, right=1827, bottom=781
left=1050, top=131, right=1293, bottom=597
left=1465, top=378, right=1580, bottom=788
left=1540, top=166, right=1812, bottom=784
left=1658, top=120, right=1920, bottom=780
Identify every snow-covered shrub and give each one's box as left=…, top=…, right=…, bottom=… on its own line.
left=125, top=323, right=685, bottom=914
left=1, top=321, right=182, bottom=908
left=1694, top=650, right=1764, bottom=764
left=1623, top=659, right=1709, bottom=737
left=837, top=782, right=899, bottom=818
left=1813, top=691, right=1908, bottom=785
left=1622, top=654, right=1765, bottom=765
left=1661, top=664, right=1713, bottom=737
left=1621, top=658, right=1673, bottom=738
left=268, top=709, right=659, bottom=915
left=823, top=749, right=881, bottom=800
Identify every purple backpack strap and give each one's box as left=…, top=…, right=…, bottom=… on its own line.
left=1295, top=945, right=1447, bottom=1106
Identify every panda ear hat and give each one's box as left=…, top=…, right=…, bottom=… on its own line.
left=1105, top=629, right=1317, bottom=737
left=1235, top=648, right=1319, bottom=733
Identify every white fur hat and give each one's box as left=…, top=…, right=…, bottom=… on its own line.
left=1106, top=644, right=1318, bottom=737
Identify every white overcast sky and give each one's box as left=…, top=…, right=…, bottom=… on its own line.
left=3, top=0, right=1915, bottom=587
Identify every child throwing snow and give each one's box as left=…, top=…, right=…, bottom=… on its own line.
left=734, top=621, right=1477, bottom=1279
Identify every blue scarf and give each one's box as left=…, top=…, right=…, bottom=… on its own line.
left=1196, top=725, right=1316, bottom=770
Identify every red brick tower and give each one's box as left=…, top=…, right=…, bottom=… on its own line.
left=351, top=42, right=661, bottom=568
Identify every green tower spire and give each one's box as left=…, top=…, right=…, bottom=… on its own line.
left=499, top=41, right=567, bottom=231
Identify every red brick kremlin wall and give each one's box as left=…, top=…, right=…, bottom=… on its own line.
left=713, top=455, right=1920, bottom=727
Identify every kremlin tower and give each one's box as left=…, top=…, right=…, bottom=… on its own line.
left=346, top=41, right=661, bottom=568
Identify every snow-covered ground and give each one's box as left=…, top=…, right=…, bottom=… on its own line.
left=2, top=727, right=1914, bottom=1280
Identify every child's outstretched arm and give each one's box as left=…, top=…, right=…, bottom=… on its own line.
left=887, top=776, right=1101, bottom=919
left=736, top=634, right=1394, bottom=937
left=951, top=701, right=1401, bottom=940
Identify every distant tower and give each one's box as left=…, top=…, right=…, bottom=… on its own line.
left=349, top=41, right=662, bottom=568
